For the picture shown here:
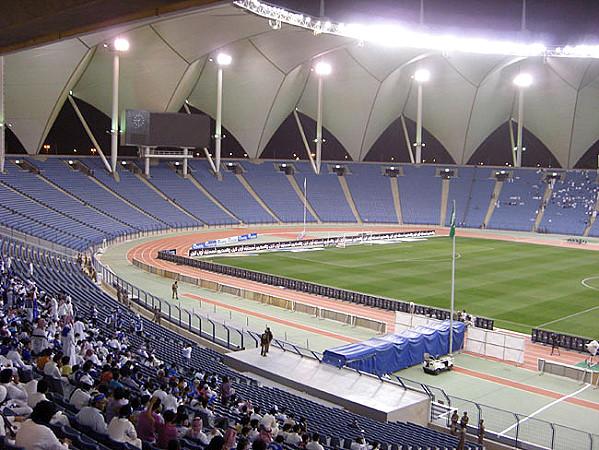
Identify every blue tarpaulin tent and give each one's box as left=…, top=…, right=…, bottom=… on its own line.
left=321, top=320, right=466, bottom=375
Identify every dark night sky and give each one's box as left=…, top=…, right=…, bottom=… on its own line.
left=272, top=0, right=599, bottom=46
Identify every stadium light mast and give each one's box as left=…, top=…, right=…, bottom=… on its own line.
left=414, top=69, right=430, bottom=164
left=215, top=53, right=232, bottom=174
left=315, top=62, right=331, bottom=174
left=108, top=37, right=129, bottom=175
left=0, top=56, right=5, bottom=174
left=513, top=73, right=532, bottom=167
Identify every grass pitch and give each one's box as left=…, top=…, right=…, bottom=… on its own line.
left=208, top=236, right=599, bottom=337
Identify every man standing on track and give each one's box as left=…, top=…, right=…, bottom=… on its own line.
left=551, top=333, right=560, bottom=356
left=172, top=280, right=179, bottom=300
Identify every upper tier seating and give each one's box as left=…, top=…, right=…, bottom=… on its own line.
left=398, top=165, right=442, bottom=225
left=242, top=162, right=317, bottom=223
left=146, top=161, right=236, bottom=226
left=188, top=160, right=276, bottom=224
left=293, top=162, right=356, bottom=223
left=345, top=164, right=398, bottom=223
left=26, top=157, right=163, bottom=232
left=487, top=169, right=544, bottom=232
left=85, top=159, right=202, bottom=228
left=538, top=171, right=599, bottom=235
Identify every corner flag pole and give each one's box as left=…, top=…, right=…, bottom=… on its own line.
left=449, top=199, right=456, bottom=355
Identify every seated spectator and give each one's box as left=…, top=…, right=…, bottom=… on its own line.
left=1, top=367, right=32, bottom=415
left=107, top=404, right=142, bottom=449
left=285, top=424, right=302, bottom=446
left=15, top=401, right=70, bottom=449
left=105, top=386, right=129, bottom=424
left=76, top=393, right=108, bottom=433
left=69, top=379, right=93, bottom=411
left=305, top=433, right=324, bottom=450
left=27, top=378, right=49, bottom=408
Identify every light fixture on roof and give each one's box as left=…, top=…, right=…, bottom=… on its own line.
left=281, top=163, right=287, bottom=167
left=315, top=62, right=332, bottom=76
left=335, top=165, right=341, bottom=168
left=414, top=69, right=430, bottom=83
left=114, top=38, right=130, bottom=52
left=15, top=160, right=20, bottom=164
left=234, top=0, right=567, bottom=58
left=175, top=162, right=180, bottom=166
left=121, top=161, right=127, bottom=165
left=216, top=53, right=232, bottom=66
left=513, top=73, right=533, bottom=87
left=68, top=160, right=74, bottom=165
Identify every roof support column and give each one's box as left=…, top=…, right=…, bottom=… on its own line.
left=110, top=50, right=120, bottom=174
left=215, top=65, right=223, bottom=174
left=182, top=148, right=189, bottom=176
left=515, top=87, right=524, bottom=167
left=0, top=56, right=5, bottom=174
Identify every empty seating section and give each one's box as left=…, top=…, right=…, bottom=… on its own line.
left=25, top=157, right=162, bottom=232
left=85, top=159, right=202, bottom=228
left=538, top=171, right=599, bottom=235
left=462, top=169, right=496, bottom=228
left=0, top=203, right=89, bottom=250
left=188, top=160, right=275, bottom=224
left=398, top=165, right=442, bottom=224
left=1, top=162, right=132, bottom=241
left=0, top=236, right=481, bottom=450
left=0, top=181, right=98, bottom=249
left=346, top=164, right=397, bottom=223
left=147, top=161, right=235, bottom=226
left=294, top=162, right=356, bottom=222
left=242, top=162, right=317, bottom=223
left=487, top=169, right=544, bottom=232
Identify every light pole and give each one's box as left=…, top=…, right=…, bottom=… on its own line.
left=414, top=69, right=430, bottom=164
left=314, top=62, right=331, bottom=174
left=215, top=53, right=232, bottom=173
left=513, top=73, right=532, bottom=167
left=109, top=37, right=129, bottom=174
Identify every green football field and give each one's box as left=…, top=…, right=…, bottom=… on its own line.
left=207, top=236, right=599, bottom=337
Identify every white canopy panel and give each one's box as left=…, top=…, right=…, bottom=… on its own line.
left=3, top=2, right=599, bottom=167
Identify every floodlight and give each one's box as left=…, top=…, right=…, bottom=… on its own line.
left=335, top=165, right=341, bottom=168
left=114, top=38, right=129, bottom=52
left=513, top=73, right=533, bottom=88
left=414, top=69, right=430, bottom=83
left=15, top=160, right=20, bottom=164
left=216, top=53, right=232, bottom=66
left=315, top=62, right=332, bottom=76
left=68, top=160, right=74, bottom=165
left=281, top=163, right=287, bottom=167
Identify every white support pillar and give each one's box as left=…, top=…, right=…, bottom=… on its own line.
left=0, top=56, right=5, bottom=174
left=315, top=75, right=324, bottom=175
left=415, top=83, right=423, bottom=164
left=111, top=51, right=120, bottom=174
left=513, top=73, right=532, bottom=168
left=68, top=95, right=112, bottom=173
left=516, top=88, right=524, bottom=167
left=182, top=148, right=189, bottom=176
left=143, top=146, right=150, bottom=177
left=215, top=66, right=223, bottom=173
left=413, top=69, right=430, bottom=164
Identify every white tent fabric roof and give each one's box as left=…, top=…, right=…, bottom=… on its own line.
left=4, top=2, right=599, bottom=167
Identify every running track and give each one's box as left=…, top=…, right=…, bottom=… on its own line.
left=126, top=226, right=599, bottom=409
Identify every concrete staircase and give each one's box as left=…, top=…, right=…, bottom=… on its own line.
left=136, top=174, right=202, bottom=223
left=186, top=175, right=241, bottom=224
left=87, top=175, right=169, bottom=226
left=439, top=179, right=450, bottom=226
left=286, top=175, right=322, bottom=224
left=337, top=176, right=362, bottom=224
left=235, top=174, right=281, bottom=223
left=483, top=179, right=504, bottom=228
left=389, top=177, right=403, bottom=224
left=532, top=182, right=553, bottom=232
left=583, top=192, right=599, bottom=237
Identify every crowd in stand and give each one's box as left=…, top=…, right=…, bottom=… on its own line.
left=0, top=255, right=383, bottom=450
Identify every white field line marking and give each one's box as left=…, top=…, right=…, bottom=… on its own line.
left=497, top=384, right=591, bottom=437
left=536, top=278, right=599, bottom=327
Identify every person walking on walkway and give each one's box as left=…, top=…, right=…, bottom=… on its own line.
left=172, top=281, right=179, bottom=300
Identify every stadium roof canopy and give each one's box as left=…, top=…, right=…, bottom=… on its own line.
left=3, top=0, right=599, bottom=168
